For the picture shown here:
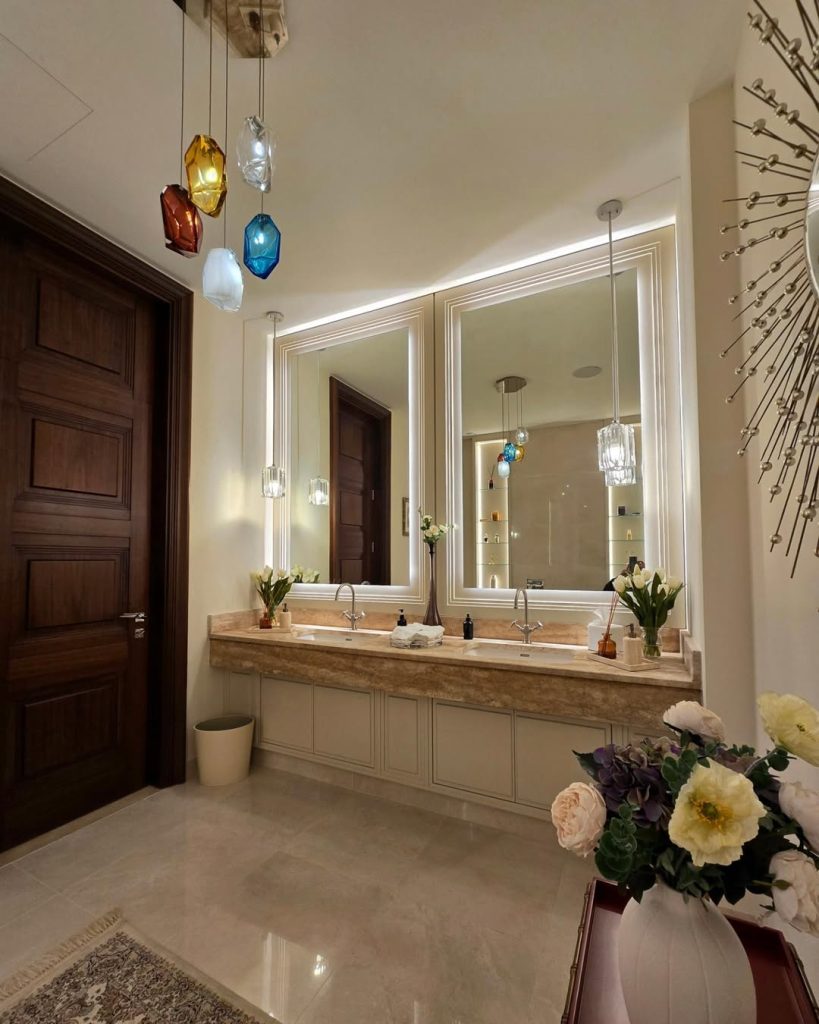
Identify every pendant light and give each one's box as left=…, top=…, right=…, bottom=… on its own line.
left=263, top=312, right=286, bottom=498
left=203, top=1, right=243, bottom=312
left=596, top=199, right=636, bottom=487
left=160, top=7, right=202, bottom=257
left=237, top=2, right=277, bottom=191
left=308, top=350, right=330, bottom=506
left=185, top=0, right=227, bottom=216
left=242, top=1, right=282, bottom=280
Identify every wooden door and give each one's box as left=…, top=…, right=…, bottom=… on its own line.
left=0, top=225, right=155, bottom=849
left=329, top=378, right=390, bottom=585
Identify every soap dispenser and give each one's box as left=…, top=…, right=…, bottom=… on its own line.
left=623, top=623, right=643, bottom=667
left=397, top=609, right=407, bottom=626
left=278, top=602, right=292, bottom=632
left=463, top=614, right=474, bottom=640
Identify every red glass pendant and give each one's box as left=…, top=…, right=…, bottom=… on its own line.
left=160, top=184, right=203, bottom=257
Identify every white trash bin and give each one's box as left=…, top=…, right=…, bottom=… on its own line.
left=194, top=715, right=254, bottom=786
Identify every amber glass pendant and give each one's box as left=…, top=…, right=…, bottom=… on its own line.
left=160, top=184, right=203, bottom=257
left=185, top=134, right=227, bottom=216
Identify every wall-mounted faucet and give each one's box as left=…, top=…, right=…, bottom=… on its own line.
left=334, top=582, right=366, bottom=631
left=512, top=587, right=542, bottom=645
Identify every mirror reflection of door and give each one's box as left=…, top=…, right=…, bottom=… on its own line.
left=329, top=377, right=391, bottom=584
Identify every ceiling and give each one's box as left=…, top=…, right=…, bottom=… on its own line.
left=461, top=270, right=639, bottom=435
left=0, top=0, right=744, bottom=329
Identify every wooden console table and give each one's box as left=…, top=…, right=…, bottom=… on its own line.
left=562, top=879, right=818, bottom=1023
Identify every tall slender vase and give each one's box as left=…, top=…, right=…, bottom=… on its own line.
left=617, top=881, right=756, bottom=1024
left=423, top=543, right=443, bottom=627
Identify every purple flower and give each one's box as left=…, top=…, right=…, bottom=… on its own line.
left=589, top=743, right=670, bottom=826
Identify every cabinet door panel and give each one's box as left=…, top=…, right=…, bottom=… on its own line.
left=260, top=677, right=312, bottom=751
left=314, top=685, right=373, bottom=766
left=433, top=702, right=513, bottom=799
left=384, top=694, right=421, bottom=779
left=515, top=716, right=609, bottom=810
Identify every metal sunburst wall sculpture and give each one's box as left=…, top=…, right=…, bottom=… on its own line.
left=721, top=0, right=819, bottom=576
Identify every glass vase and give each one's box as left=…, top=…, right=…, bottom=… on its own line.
left=642, top=625, right=662, bottom=659
left=423, top=543, right=443, bottom=627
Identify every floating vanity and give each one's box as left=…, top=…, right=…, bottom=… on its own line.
left=209, top=613, right=700, bottom=823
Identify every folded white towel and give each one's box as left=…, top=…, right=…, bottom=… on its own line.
left=390, top=624, right=445, bottom=649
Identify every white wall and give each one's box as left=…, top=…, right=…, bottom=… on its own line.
left=186, top=296, right=265, bottom=754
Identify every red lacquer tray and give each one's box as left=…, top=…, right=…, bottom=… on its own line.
left=562, top=879, right=818, bottom=1023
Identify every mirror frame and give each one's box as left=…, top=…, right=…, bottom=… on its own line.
left=269, top=296, right=435, bottom=605
left=435, top=225, right=685, bottom=619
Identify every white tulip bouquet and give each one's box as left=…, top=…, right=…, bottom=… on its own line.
left=251, top=565, right=320, bottom=621
left=612, top=566, right=684, bottom=657
left=551, top=692, right=819, bottom=936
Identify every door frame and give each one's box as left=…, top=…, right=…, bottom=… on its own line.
left=0, top=175, right=192, bottom=789
left=329, top=376, right=391, bottom=584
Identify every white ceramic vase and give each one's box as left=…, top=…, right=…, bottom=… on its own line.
left=617, top=881, right=756, bottom=1024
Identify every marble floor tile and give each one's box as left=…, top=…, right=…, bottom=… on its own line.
left=7, top=766, right=812, bottom=1024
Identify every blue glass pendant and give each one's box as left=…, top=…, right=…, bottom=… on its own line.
left=243, top=213, right=281, bottom=279
left=503, top=441, right=517, bottom=462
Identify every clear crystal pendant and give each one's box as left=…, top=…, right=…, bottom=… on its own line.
left=308, top=477, right=330, bottom=506
left=597, top=420, right=637, bottom=486
left=236, top=115, right=276, bottom=192
left=202, top=248, right=243, bottom=312
left=262, top=465, right=286, bottom=498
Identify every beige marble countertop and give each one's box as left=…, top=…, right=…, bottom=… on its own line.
left=209, top=621, right=699, bottom=731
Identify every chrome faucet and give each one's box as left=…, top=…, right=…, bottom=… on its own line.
left=512, top=587, right=543, bottom=645
left=334, top=582, right=366, bottom=631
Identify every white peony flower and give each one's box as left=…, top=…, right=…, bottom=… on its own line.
left=664, top=700, right=727, bottom=742
left=551, top=782, right=607, bottom=857
left=613, top=575, right=627, bottom=594
left=779, top=782, right=819, bottom=851
left=770, top=849, right=819, bottom=936
left=758, top=693, right=819, bottom=765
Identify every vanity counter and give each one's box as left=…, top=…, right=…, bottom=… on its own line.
left=209, top=624, right=699, bottom=731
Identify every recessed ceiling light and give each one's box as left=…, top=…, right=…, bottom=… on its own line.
left=572, top=365, right=602, bottom=379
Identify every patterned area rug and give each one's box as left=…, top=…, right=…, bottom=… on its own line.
left=0, top=910, right=277, bottom=1023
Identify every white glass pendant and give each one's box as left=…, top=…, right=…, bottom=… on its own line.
left=262, top=465, right=286, bottom=498
left=308, top=477, right=330, bottom=506
left=203, top=248, right=243, bottom=312
left=496, top=459, right=511, bottom=479
left=514, top=426, right=529, bottom=445
left=597, top=420, right=636, bottom=487
left=237, top=115, right=276, bottom=192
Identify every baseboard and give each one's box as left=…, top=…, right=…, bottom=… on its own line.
left=253, top=747, right=553, bottom=841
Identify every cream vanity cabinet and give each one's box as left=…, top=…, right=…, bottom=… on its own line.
left=246, top=675, right=614, bottom=819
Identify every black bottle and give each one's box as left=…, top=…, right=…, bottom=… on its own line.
left=463, top=614, right=474, bottom=640
left=397, top=609, right=407, bottom=626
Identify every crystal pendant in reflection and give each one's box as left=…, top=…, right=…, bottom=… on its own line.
left=597, top=420, right=636, bottom=486
left=308, top=477, right=330, bottom=506
left=262, top=465, right=286, bottom=498
left=236, top=115, right=276, bottom=192
left=514, top=427, right=529, bottom=445
left=185, top=134, right=227, bottom=216
left=243, top=213, right=281, bottom=279
left=496, top=458, right=511, bottom=479
left=502, top=441, right=517, bottom=462
left=202, top=248, right=244, bottom=312
left=160, top=184, right=203, bottom=257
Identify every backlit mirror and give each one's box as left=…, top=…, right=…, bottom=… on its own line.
left=460, top=271, right=642, bottom=592
left=274, top=298, right=432, bottom=600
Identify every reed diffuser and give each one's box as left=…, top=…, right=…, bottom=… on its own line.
left=597, top=591, right=618, bottom=659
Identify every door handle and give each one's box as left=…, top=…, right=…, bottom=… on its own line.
left=120, top=611, right=146, bottom=639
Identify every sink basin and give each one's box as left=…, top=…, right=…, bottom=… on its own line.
left=464, top=641, right=577, bottom=663
left=294, top=630, right=373, bottom=646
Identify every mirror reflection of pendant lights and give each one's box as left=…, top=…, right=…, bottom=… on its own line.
left=596, top=199, right=636, bottom=487
left=160, top=7, right=202, bottom=257
left=494, top=375, right=528, bottom=479
left=203, top=1, right=244, bottom=312
left=263, top=312, right=286, bottom=498
left=308, top=349, right=330, bottom=506
left=186, top=1, right=227, bottom=216
left=243, top=3, right=282, bottom=280
left=237, top=3, right=277, bottom=191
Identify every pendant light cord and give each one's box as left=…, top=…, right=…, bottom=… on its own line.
left=259, top=0, right=265, bottom=213
left=179, top=6, right=186, bottom=182
left=208, top=0, right=213, bottom=135
left=223, top=0, right=229, bottom=247
left=607, top=212, right=620, bottom=423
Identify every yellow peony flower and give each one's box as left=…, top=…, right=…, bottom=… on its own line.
left=669, top=760, right=765, bottom=867
left=758, top=692, right=819, bottom=766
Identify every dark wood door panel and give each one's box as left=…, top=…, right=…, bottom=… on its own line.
left=30, top=419, right=121, bottom=497
left=8, top=634, right=129, bottom=694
